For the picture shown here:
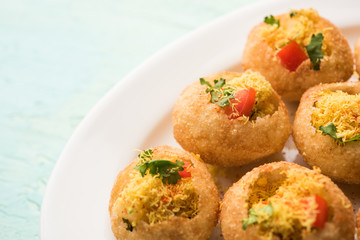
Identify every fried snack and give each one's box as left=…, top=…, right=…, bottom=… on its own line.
left=355, top=38, right=360, bottom=75
left=357, top=209, right=360, bottom=238
left=220, top=162, right=355, bottom=240
left=293, top=82, right=360, bottom=184
left=242, top=8, right=353, bottom=101
left=109, top=145, right=219, bottom=240
left=173, top=70, right=291, bottom=167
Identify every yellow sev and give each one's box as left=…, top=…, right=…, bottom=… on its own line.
left=229, top=70, right=275, bottom=119
left=311, top=90, right=360, bottom=141
left=247, top=168, right=328, bottom=239
left=112, top=169, right=199, bottom=227
left=260, top=8, right=332, bottom=57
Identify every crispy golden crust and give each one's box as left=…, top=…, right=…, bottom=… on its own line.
left=242, top=13, right=353, bottom=101
left=220, top=162, right=355, bottom=240
left=172, top=72, right=291, bottom=167
left=357, top=209, right=360, bottom=238
left=355, top=38, right=360, bottom=75
left=293, top=82, right=360, bottom=184
left=109, top=145, right=220, bottom=240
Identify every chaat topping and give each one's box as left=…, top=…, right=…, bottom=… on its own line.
left=200, top=77, right=235, bottom=107
left=264, top=15, right=280, bottom=28
left=243, top=168, right=329, bottom=238
left=113, top=149, right=198, bottom=230
left=261, top=8, right=329, bottom=71
left=135, top=148, right=191, bottom=184
left=200, top=70, right=276, bottom=120
left=312, top=90, right=360, bottom=143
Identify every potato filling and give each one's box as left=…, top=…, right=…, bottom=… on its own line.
left=311, top=90, right=360, bottom=142
left=260, top=8, right=331, bottom=56
left=245, top=168, right=329, bottom=239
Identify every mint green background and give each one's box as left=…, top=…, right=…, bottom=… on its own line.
left=0, top=0, right=261, bottom=238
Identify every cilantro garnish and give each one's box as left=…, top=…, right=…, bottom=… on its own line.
left=122, top=218, right=133, bottom=232
left=242, top=203, right=273, bottom=230
left=135, top=159, right=185, bottom=184
left=242, top=209, right=258, bottom=230
left=345, top=135, right=360, bottom=142
left=305, top=33, right=324, bottom=70
left=319, top=123, right=360, bottom=143
left=289, top=11, right=298, bottom=18
left=200, top=78, right=235, bottom=107
left=264, top=15, right=280, bottom=28
left=319, top=123, right=339, bottom=141
left=137, top=148, right=153, bottom=164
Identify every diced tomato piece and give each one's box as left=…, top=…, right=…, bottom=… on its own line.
left=178, top=161, right=191, bottom=178
left=225, top=88, right=256, bottom=119
left=276, top=40, right=308, bottom=72
left=313, top=195, right=328, bottom=228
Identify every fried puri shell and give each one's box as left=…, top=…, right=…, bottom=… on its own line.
left=242, top=13, right=353, bottom=101
left=172, top=72, right=291, bottom=167
left=220, top=162, right=355, bottom=240
left=293, top=82, right=360, bottom=184
left=357, top=209, right=360, bottom=238
left=355, top=38, right=360, bottom=75
left=109, top=145, right=220, bottom=240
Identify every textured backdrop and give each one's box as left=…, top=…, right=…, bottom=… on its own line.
left=0, top=0, right=262, bottom=239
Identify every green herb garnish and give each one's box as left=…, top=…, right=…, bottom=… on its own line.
left=122, top=218, right=133, bottom=232
left=264, top=15, right=280, bottom=28
left=319, top=123, right=339, bottom=141
left=242, top=209, right=258, bottom=230
left=305, top=33, right=324, bottom=70
left=135, top=159, right=185, bottom=184
left=344, top=135, right=360, bottom=142
left=289, top=11, right=298, bottom=18
left=319, top=123, right=360, bottom=143
left=242, top=203, right=273, bottom=230
left=200, top=78, right=235, bottom=107
left=137, top=148, right=153, bottom=164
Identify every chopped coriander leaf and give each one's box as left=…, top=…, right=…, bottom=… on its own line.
left=319, top=123, right=360, bottom=143
left=213, top=78, right=226, bottom=89
left=242, top=209, right=258, bottom=230
left=305, top=33, right=324, bottom=70
left=200, top=78, right=211, bottom=88
left=200, top=78, right=235, bottom=107
left=344, top=135, right=360, bottom=142
left=122, top=218, right=133, bottom=232
left=135, top=159, right=185, bottom=184
left=138, top=148, right=153, bottom=164
left=242, top=203, right=273, bottom=230
left=319, top=123, right=338, bottom=141
left=264, top=15, right=280, bottom=28
left=290, top=11, right=298, bottom=18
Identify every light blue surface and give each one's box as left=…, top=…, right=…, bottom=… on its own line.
left=0, top=0, right=261, bottom=238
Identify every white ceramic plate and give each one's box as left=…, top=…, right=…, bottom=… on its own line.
left=40, top=0, right=360, bottom=239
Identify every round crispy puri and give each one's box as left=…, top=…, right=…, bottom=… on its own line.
left=220, top=161, right=355, bottom=240
left=357, top=209, right=360, bottom=238
left=172, top=72, right=291, bottom=167
left=355, top=38, right=360, bottom=75
left=293, top=82, right=360, bottom=184
left=242, top=13, right=353, bottom=101
left=109, top=145, right=220, bottom=240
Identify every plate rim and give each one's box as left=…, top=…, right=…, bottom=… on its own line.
left=40, top=0, right=360, bottom=239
